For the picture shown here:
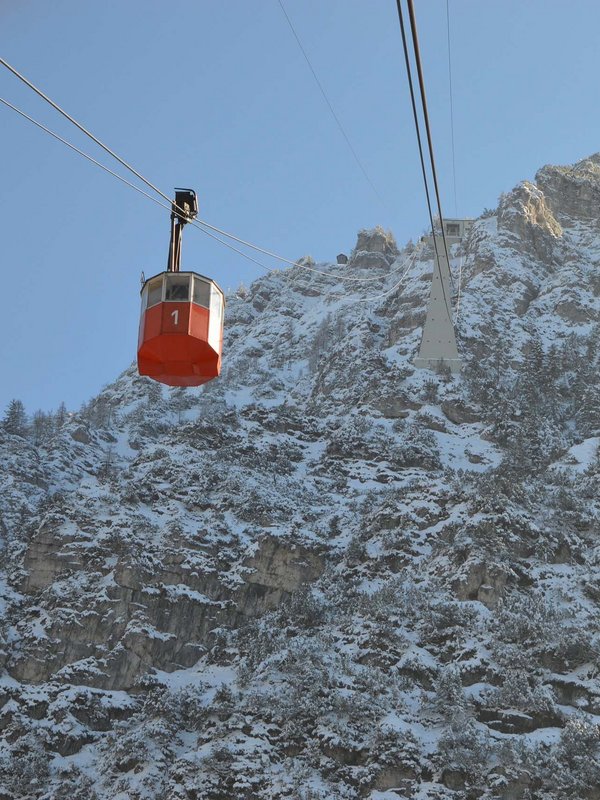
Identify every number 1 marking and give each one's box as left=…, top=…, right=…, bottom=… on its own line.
left=171, top=309, right=179, bottom=325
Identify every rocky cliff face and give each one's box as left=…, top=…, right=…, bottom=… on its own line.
left=1, top=155, right=600, bottom=799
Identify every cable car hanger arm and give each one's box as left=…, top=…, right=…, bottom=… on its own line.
left=167, top=189, right=198, bottom=273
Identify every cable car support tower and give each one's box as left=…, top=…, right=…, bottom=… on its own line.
left=395, top=0, right=461, bottom=374
left=414, top=232, right=461, bottom=373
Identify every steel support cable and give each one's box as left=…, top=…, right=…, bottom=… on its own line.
left=455, top=254, right=464, bottom=322
left=0, top=87, right=384, bottom=288
left=405, top=0, right=453, bottom=288
left=394, top=0, right=437, bottom=249
left=445, top=0, right=463, bottom=324
left=193, top=219, right=391, bottom=283
left=0, top=94, right=421, bottom=303
left=196, top=222, right=419, bottom=300
left=197, top=214, right=418, bottom=281
left=342, top=251, right=418, bottom=305
left=394, top=0, right=451, bottom=322
left=0, top=56, right=175, bottom=208
left=0, top=57, right=293, bottom=272
left=296, top=239, right=423, bottom=304
left=0, top=97, right=276, bottom=275
left=0, top=55, right=392, bottom=286
left=294, top=246, right=417, bottom=303
left=394, top=0, right=440, bottom=276
left=277, top=0, right=387, bottom=211
left=196, top=210, right=420, bottom=281
left=0, top=97, right=372, bottom=283
left=446, top=0, right=458, bottom=217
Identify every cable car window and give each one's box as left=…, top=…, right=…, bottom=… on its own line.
left=165, top=275, right=190, bottom=301
left=147, top=277, right=163, bottom=307
left=192, top=277, right=211, bottom=308
left=208, top=285, right=224, bottom=351
left=213, top=289, right=223, bottom=326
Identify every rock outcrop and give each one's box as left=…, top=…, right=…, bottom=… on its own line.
left=2, top=154, right=600, bottom=799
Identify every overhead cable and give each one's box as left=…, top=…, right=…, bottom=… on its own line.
left=455, top=255, right=464, bottom=323
left=296, top=239, right=423, bottom=304
left=394, top=1, right=437, bottom=255
left=195, top=213, right=419, bottom=282
left=396, top=0, right=450, bottom=315
left=0, top=56, right=174, bottom=209
left=0, top=86, right=412, bottom=287
left=394, top=0, right=452, bottom=321
left=405, top=0, right=453, bottom=275
left=446, top=0, right=458, bottom=216
left=0, top=56, right=390, bottom=285
left=1, top=93, right=419, bottom=303
left=0, top=96, right=275, bottom=275
left=277, top=0, right=387, bottom=211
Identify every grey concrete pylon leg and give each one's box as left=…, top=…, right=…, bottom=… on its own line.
left=414, top=236, right=461, bottom=373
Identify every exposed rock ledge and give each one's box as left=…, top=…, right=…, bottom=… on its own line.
left=11, top=533, right=324, bottom=690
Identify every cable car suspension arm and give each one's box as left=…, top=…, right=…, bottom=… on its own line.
left=167, top=189, right=198, bottom=272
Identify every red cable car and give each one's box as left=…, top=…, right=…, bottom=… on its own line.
left=137, top=189, right=225, bottom=387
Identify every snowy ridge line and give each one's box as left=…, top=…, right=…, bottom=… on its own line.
left=2, top=154, right=600, bottom=798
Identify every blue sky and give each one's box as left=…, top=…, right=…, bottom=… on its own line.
left=2, top=0, right=599, bottom=415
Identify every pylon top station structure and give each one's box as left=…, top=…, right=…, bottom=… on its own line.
left=414, top=218, right=473, bottom=375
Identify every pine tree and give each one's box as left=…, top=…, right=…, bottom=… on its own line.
left=54, top=401, right=68, bottom=429
left=31, top=410, right=54, bottom=445
left=545, top=343, right=562, bottom=383
left=520, top=334, right=546, bottom=410
left=577, top=384, right=600, bottom=436
left=172, top=388, right=188, bottom=423
left=308, top=314, right=331, bottom=372
left=145, top=381, right=163, bottom=406
left=2, top=399, right=28, bottom=437
left=98, top=444, right=116, bottom=480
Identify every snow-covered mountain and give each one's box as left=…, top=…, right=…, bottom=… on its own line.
left=2, top=154, right=600, bottom=799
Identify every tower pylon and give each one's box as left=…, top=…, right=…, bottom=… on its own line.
left=414, top=235, right=461, bottom=373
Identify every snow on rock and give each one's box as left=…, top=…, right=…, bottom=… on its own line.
left=1, top=155, right=600, bottom=797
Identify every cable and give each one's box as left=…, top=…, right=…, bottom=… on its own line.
left=395, top=0, right=435, bottom=243
left=0, top=92, right=428, bottom=313
left=0, top=91, right=385, bottom=287
left=296, top=240, right=423, bottom=304
left=194, top=217, right=389, bottom=283
left=455, top=254, right=464, bottom=323
left=0, top=96, right=278, bottom=275
left=394, top=0, right=451, bottom=320
left=277, top=0, right=387, bottom=211
left=0, top=56, right=395, bottom=287
left=181, top=216, right=279, bottom=276
left=0, top=93, right=421, bottom=303
left=0, top=97, right=166, bottom=210
left=405, top=0, right=453, bottom=281
left=0, top=54, right=451, bottom=348
left=341, top=252, right=417, bottom=306
left=196, top=211, right=420, bottom=282
left=0, top=57, right=176, bottom=209
left=0, top=56, right=428, bottom=300
left=446, top=0, right=458, bottom=217
left=396, top=0, right=454, bottom=323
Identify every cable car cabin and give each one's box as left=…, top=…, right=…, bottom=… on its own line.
left=137, top=271, right=225, bottom=387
